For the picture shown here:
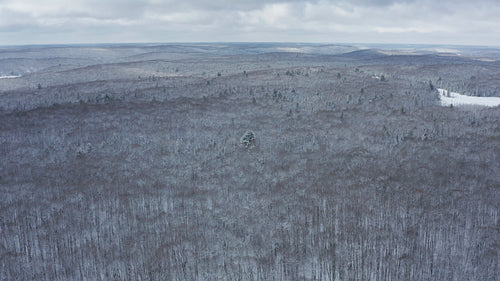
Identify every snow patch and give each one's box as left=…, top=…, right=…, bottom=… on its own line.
left=275, top=47, right=303, bottom=53
left=437, top=88, right=500, bottom=107
left=0, top=75, right=21, bottom=79
left=424, top=48, right=461, bottom=54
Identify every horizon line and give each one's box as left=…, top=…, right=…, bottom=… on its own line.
left=1, top=42, right=499, bottom=49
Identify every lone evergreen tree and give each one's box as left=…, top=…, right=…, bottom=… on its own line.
left=240, top=130, right=255, bottom=148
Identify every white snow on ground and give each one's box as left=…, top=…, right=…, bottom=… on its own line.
left=0, top=75, right=21, bottom=79
left=276, top=47, right=302, bottom=53
left=423, top=48, right=461, bottom=54
left=437, top=88, right=500, bottom=107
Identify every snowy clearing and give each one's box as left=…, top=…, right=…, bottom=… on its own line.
left=0, top=75, right=21, bottom=79
left=437, top=88, right=500, bottom=107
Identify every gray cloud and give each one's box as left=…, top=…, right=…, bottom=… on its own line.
left=0, top=0, right=498, bottom=46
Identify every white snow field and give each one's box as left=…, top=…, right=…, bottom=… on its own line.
left=437, top=88, right=500, bottom=107
left=0, top=75, right=21, bottom=79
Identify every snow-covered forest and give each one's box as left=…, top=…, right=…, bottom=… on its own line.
left=1, top=43, right=499, bottom=280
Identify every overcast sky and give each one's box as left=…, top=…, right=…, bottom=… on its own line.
left=0, top=0, right=499, bottom=46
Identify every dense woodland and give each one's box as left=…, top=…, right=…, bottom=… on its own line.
left=1, top=44, right=499, bottom=280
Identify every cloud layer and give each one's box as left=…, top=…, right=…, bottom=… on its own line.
left=0, top=0, right=498, bottom=45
